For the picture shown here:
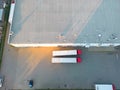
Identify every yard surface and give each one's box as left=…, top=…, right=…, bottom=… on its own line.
left=1, top=29, right=120, bottom=90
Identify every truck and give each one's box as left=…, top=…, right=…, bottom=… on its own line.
left=52, top=50, right=82, bottom=56
left=95, top=84, right=115, bottom=90
left=52, top=57, right=82, bottom=63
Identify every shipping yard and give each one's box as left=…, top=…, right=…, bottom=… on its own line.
left=0, top=0, right=120, bottom=90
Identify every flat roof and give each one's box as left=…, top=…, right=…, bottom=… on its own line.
left=8, top=0, right=120, bottom=47
left=0, top=9, right=3, bottom=20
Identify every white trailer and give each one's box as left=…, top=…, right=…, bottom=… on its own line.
left=52, top=50, right=82, bottom=56
left=8, top=0, right=16, bottom=24
left=52, top=57, right=82, bottom=63
left=95, top=84, right=115, bottom=90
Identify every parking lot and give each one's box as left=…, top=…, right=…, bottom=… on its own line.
left=1, top=32, right=120, bottom=89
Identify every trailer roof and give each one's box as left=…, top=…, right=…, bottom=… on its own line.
left=95, top=84, right=113, bottom=90
left=8, top=0, right=120, bottom=47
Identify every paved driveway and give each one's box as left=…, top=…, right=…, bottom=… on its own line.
left=1, top=31, right=120, bottom=90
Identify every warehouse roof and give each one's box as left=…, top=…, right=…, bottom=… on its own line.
left=8, top=0, right=120, bottom=47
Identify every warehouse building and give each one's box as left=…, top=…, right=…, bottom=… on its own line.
left=8, top=0, right=120, bottom=47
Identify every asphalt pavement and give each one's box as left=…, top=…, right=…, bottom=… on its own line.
left=1, top=26, right=120, bottom=90
left=1, top=37, right=120, bottom=89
